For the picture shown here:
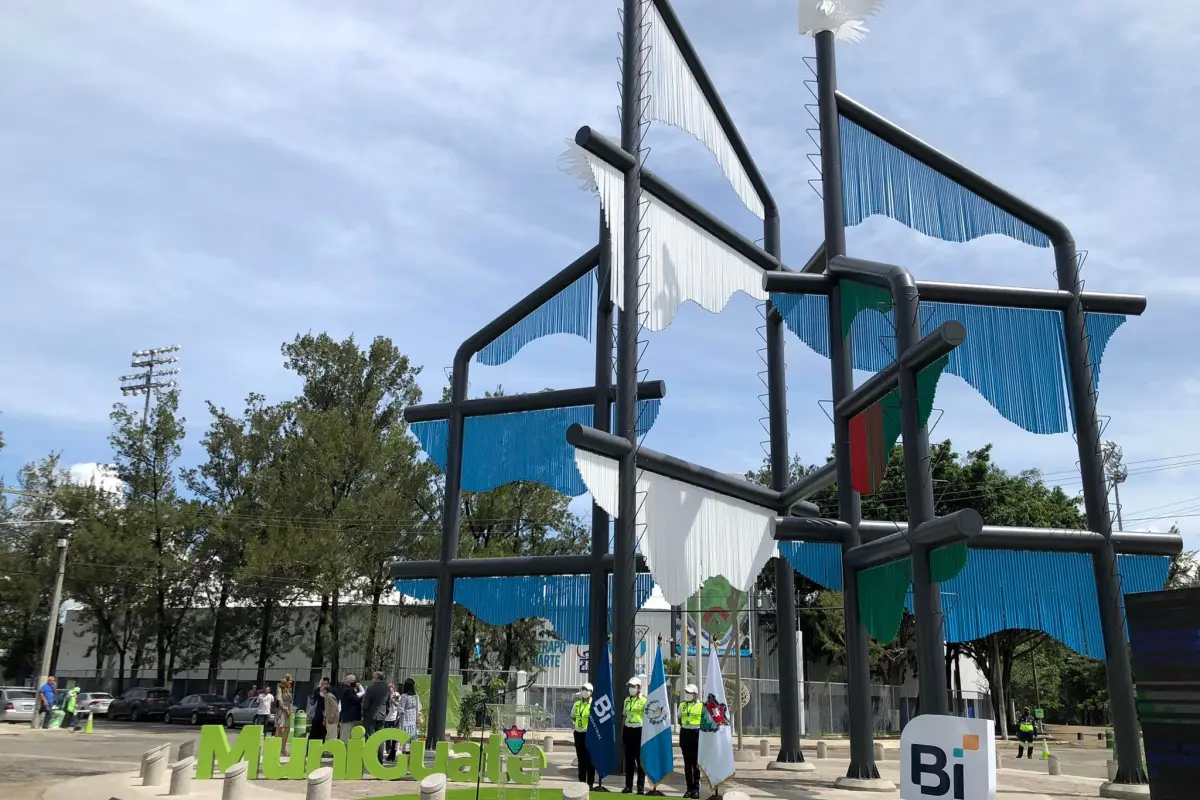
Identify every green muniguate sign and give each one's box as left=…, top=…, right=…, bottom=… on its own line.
left=195, top=725, right=546, bottom=783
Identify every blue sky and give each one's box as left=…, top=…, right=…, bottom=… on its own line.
left=2, top=0, right=1198, bottom=546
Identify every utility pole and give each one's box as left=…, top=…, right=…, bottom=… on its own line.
left=120, top=345, right=181, bottom=426
left=1103, top=441, right=1128, bottom=531
left=9, top=518, right=75, bottom=728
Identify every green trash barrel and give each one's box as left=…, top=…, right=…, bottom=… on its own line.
left=292, top=710, right=308, bottom=739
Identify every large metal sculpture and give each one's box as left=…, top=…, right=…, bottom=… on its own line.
left=392, top=1, right=1180, bottom=795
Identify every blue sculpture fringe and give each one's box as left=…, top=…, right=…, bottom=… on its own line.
left=476, top=269, right=597, bottom=366
left=409, top=399, right=661, bottom=496
left=778, top=542, right=844, bottom=591
left=394, top=573, right=656, bottom=644
left=838, top=115, right=1051, bottom=249
left=778, top=545, right=1168, bottom=659
left=770, top=293, right=1126, bottom=435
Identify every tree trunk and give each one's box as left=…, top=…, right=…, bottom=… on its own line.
left=117, top=650, right=127, bottom=696
left=365, top=578, right=383, bottom=673
left=94, top=625, right=106, bottom=680
left=309, top=594, right=330, bottom=685
left=207, top=583, right=231, bottom=693
left=330, top=591, right=341, bottom=683
left=256, top=599, right=275, bottom=686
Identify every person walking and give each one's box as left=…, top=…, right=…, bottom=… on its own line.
left=338, top=674, right=363, bottom=743
left=276, top=675, right=294, bottom=756
left=37, top=677, right=57, bottom=729
left=622, top=676, right=647, bottom=795
left=1016, top=707, right=1037, bottom=759
left=397, top=678, right=421, bottom=753
left=383, top=683, right=401, bottom=763
left=63, top=685, right=81, bottom=732
left=678, top=684, right=703, bottom=798
left=571, top=682, right=596, bottom=788
left=255, top=684, right=275, bottom=732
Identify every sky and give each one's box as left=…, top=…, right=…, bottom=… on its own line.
left=2, top=0, right=1198, bottom=547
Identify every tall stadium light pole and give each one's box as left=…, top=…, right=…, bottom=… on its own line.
left=1103, top=441, right=1128, bottom=531
left=120, top=345, right=181, bottom=426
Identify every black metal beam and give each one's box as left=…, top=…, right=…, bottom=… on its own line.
left=575, top=127, right=782, bottom=273
left=834, top=321, right=966, bottom=420
left=566, top=424, right=780, bottom=509
left=391, top=553, right=650, bottom=580
left=800, top=242, right=827, bottom=274
left=777, top=462, right=837, bottom=511
left=404, top=381, right=666, bottom=423
left=763, top=271, right=1146, bottom=316
left=843, top=510, right=983, bottom=572
left=773, top=518, right=1183, bottom=556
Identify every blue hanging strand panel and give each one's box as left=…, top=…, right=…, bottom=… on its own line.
left=838, top=115, right=1051, bottom=248
left=476, top=268, right=597, bottom=366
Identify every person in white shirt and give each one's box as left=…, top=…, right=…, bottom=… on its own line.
left=255, top=684, right=276, bottom=733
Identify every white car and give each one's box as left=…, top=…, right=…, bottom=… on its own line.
left=78, top=692, right=114, bottom=716
left=0, top=688, right=38, bottom=723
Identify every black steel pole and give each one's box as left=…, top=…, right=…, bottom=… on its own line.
left=766, top=216, right=807, bottom=767
left=613, top=0, right=646, bottom=743
left=813, top=29, right=881, bottom=783
left=590, top=210, right=614, bottom=685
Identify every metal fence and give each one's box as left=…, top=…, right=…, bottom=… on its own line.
left=51, top=666, right=992, bottom=737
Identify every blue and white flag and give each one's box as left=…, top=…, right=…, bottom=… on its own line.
left=586, top=643, right=618, bottom=780
left=640, top=641, right=675, bottom=785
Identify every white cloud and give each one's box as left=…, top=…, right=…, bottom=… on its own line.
left=1, top=0, right=1197, bottom=552
left=68, top=463, right=124, bottom=498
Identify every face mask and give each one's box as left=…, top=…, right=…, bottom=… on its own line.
left=685, top=693, right=696, bottom=701
left=628, top=687, right=638, bottom=696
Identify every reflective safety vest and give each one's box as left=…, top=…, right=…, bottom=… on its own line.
left=1019, top=721, right=1035, bottom=732
left=572, top=700, right=591, bottom=731
left=679, top=700, right=702, bottom=729
left=65, top=689, right=78, bottom=714
left=624, top=695, right=647, bottom=727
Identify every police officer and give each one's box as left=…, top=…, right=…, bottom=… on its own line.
left=677, top=683, right=703, bottom=798
left=623, top=677, right=647, bottom=794
left=1016, top=707, right=1037, bottom=759
left=572, top=682, right=596, bottom=788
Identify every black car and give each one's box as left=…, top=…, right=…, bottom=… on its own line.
left=165, top=694, right=234, bottom=726
left=108, top=687, right=173, bottom=722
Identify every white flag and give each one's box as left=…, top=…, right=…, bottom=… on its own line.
left=697, top=646, right=735, bottom=787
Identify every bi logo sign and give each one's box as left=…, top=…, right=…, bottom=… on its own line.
left=900, top=715, right=996, bottom=800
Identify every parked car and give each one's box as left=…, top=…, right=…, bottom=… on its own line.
left=0, top=688, right=37, bottom=724
left=77, top=692, right=114, bottom=716
left=224, top=697, right=267, bottom=729
left=107, top=687, right=173, bottom=722
left=164, top=694, right=234, bottom=726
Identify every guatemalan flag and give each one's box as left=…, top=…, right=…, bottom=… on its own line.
left=640, top=641, right=675, bottom=785
left=586, top=643, right=618, bottom=780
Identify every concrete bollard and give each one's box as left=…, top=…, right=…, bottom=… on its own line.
left=178, top=739, right=197, bottom=763
left=816, top=741, right=828, bottom=759
left=873, top=742, right=885, bottom=762
left=222, top=761, right=249, bottom=800
left=1047, top=755, right=1060, bottom=776
left=1077, top=732, right=1084, bottom=741
left=141, top=743, right=171, bottom=779
left=306, top=767, right=333, bottom=800
left=563, top=782, right=590, bottom=800
left=995, top=749, right=1002, bottom=770
left=759, top=739, right=770, bottom=757
left=170, top=756, right=195, bottom=796
left=420, top=772, right=448, bottom=800
left=1107, top=760, right=1118, bottom=781
left=723, top=792, right=751, bottom=800
left=143, top=746, right=170, bottom=787
left=542, top=735, right=554, bottom=754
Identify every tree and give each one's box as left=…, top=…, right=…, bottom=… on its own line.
left=279, top=331, right=428, bottom=682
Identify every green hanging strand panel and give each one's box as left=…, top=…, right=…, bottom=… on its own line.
left=839, top=280, right=893, bottom=340
left=857, top=557, right=912, bottom=643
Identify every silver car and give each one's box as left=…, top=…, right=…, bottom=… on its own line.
left=0, top=688, right=38, bottom=723
left=224, top=698, right=265, bottom=729
left=77, top=692, right=114, bottom=716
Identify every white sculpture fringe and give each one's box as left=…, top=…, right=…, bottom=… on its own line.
left=644, top=2, right=764, bottom=219
left=574, top=450, right=777, bottom=606
left=559, top=142, right=768, bottom=332
left=798, top=0, right=886, bottom=43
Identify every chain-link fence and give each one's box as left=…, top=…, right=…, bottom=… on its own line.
left=52, top=666, right=992, bottom=738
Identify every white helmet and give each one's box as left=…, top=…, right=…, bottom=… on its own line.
left=627, top=677, right=642, bottom=688
left=581, top=682, right=593, bottom=693
left=684, top=683, right=698, bottom=695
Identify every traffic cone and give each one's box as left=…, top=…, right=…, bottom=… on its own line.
left=83, top=711, right=94, bottom=734
left=1041, top=739, right=1051, bottom=760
